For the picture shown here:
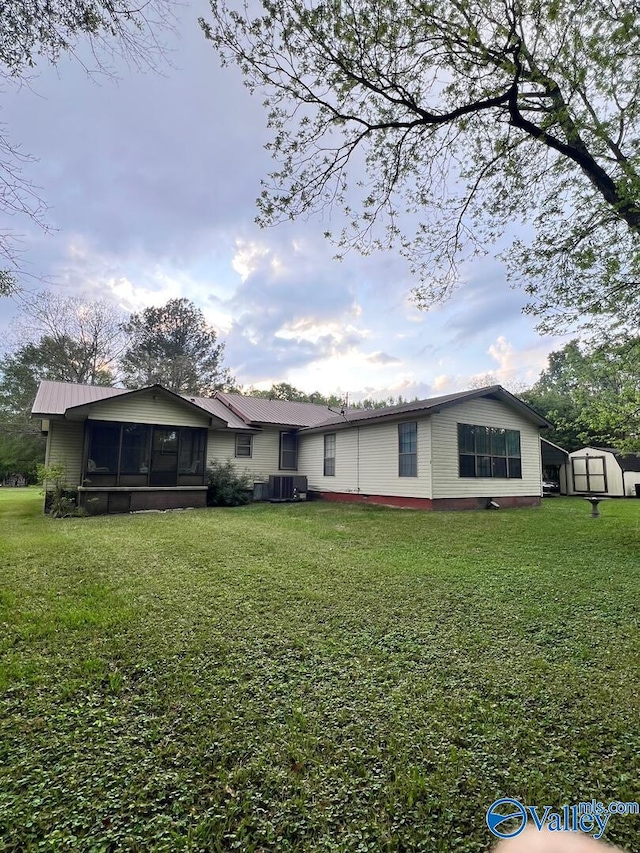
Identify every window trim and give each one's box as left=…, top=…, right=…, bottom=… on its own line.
left=235, top=433, right=253, bottom=459
left=571, top=455, right=607, bottom=493
left=323, top=433, right=336, bottom=477
left=398, top=421, right=418, bottom=478
left=458, top=423, right=522, bottom=479
left=279, top=430, right=298, bottom=471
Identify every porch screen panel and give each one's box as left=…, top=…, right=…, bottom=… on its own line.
left=179, top=428, right=206, bottom=476
left=88, top=423, right=120, bottom=472
left=121, top=424, right=150, bottom=474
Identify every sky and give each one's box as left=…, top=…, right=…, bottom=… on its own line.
left=0, top=0, right=570, bottom=402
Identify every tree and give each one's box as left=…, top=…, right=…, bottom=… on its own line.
left=15, top=292, right=125, bottom=386
left=0, top=294, right=122, bottom=475
left=244, top=382, right=416, bottom=409
left=521, top=338, right=640, bottom=451
left=203, top=1, right=640, bottom=333
left=120, top=298, right=235, bottom=394
left=1, top=0, right=176, bottom=288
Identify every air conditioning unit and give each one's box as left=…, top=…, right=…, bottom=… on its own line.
left=268, top=475, right=308, bottom=502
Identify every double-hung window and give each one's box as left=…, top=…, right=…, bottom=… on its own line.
left=235, top=434, right=252, bottom=458
left=324, top=433, right=336, bottom=476
left=458, top=424, right=522, bottom=478
left=398, top=422, right=417, bottom=477
left=279, top=431, right=298, bottom=470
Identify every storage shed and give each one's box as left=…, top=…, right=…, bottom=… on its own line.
left=561, top=446, right=640, bottom=497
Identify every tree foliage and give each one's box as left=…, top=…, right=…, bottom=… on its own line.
left=521, top=338, right=640, bottom=451
left=245, top=382, right=417, bottom=409
left=203, top=0, right=640, bottom=332
left=120, top=298, right=235, bottom=395
left=15, top=293, right=125, bottom=386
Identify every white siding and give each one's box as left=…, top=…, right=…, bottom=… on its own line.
left=87, top=390, right=210, bottom=427
left=299, top=419, right=433, bottom=498
left=208, top=428, right=283, bottom=481
left=298, top=430, right=359, bottom=493
left=565, top=448, right=624, bottom=496
left=46, top=420, right=84, bottom=488
left=623, top=471, right=640, bottom=497
left=431, top=398, right=541, bottom=498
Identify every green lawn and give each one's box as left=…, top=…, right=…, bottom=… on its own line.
left=0, top=489, right=638, bottom=852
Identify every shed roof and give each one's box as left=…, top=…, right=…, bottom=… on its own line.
left=589, top=446, right=640, bottom=472
left=302, top=386, right=551, bottom=432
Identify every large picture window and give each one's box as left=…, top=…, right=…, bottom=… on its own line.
left=458, top=424, right=522, bottom=478
left=85, top=422, right=206, bottom=487
left=398, top=422, right=417, bottom=477
left=323, top=433, right=336, bottom=476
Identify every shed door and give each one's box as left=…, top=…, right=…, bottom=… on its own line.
left=572, top=456, right=607, bottom=494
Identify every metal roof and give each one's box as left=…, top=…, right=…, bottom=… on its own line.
left=215, top=392, right=333, bottom=427
left=302, top=386, right=552, bottom=432
left=32, top=381, right=127, bottom=416
left=32, top=381, right=552, bottom=434
left=187, top=395, right=252, bottom=431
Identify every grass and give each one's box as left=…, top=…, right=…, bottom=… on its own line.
left=0, top=489, right=638, bottom=852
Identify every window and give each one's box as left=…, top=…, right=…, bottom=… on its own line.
left=324, top=433, right=336, bottom=476
left=235, top=434, right=253, bottom=458
left=280, top=431, right=298, bottom=470
left=458, top=423, right=522, bottom=478
left=398, top=422, right=417, bottom=477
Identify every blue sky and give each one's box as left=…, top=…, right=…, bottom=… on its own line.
left=0, top=0, right=568, bottom=400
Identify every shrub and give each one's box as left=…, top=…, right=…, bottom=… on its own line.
left=37, top=464, right=80, bottom=518
left=206, top=459, right=252, bottom=507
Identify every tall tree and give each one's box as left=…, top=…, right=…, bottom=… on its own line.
left=521, top=339, right=640, bottom=451
left=203, top=0, right=640, bottom=333
left=120, top=298, right=235, bottom=394
left=16, top=293, right=125, bottom=386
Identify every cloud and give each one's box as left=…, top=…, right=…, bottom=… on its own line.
left=366, top=351, right=402, bottom=365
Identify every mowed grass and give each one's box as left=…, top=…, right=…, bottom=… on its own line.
left=0, top=489, right=638, bottom=852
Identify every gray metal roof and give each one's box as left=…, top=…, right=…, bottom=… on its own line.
left=216, top=392, right=333, bottom=427
left=187, top=395, right=252, bottom=431
left=302, top=386, right=552, bottom=432
left=32, top=381, right=127, bottom=416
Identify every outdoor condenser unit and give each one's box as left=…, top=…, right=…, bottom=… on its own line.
left=268, top=475, right=308, bottom=502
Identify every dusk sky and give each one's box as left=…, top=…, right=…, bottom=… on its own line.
left=1, top=0, right=570, bottom=401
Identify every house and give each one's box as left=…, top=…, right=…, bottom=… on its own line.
left=32, top=381, right=551, bottom=514
left=560, top=446, right=640, bottom=497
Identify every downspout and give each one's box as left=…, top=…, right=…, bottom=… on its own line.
left=356, top=426, right=360, bottom=493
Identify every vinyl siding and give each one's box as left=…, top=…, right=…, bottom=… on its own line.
left=208, top=428, right=283, bottom=481
left=46, top=420, right=85, bottom=488
left=298, top=430, right=359, bottom=492
left=299, top=419, right=433, bottom=498
left=431, top=398, right=541, bottom=498
left=87, top=390, right=210, bottom=427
